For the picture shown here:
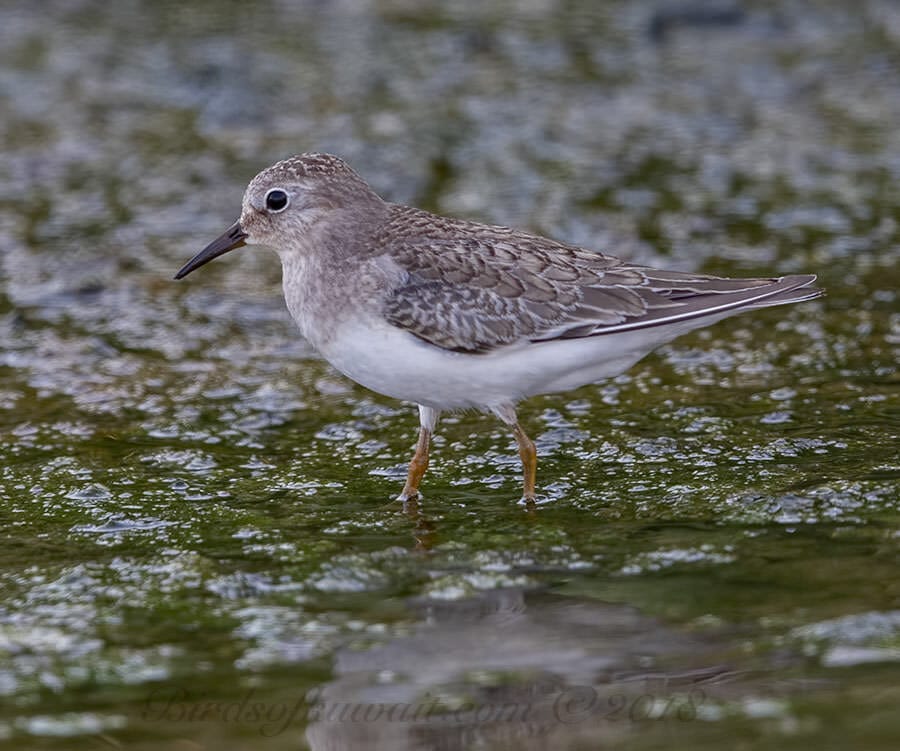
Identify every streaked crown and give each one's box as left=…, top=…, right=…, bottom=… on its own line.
left=248, top=153, right=368, bottom=192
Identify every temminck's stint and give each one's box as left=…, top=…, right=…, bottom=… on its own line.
left=175, top=153, right=821, bottom=503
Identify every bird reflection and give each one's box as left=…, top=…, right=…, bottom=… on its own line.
left=303, top=588, right=814, bottom=751
left=399, top=492, right=541, bottom=552
left=399, top=497, right=437, bottom=551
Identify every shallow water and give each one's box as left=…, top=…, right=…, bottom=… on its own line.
left=0, top=1, right=898, bottom=749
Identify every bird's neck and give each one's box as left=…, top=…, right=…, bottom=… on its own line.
left=278, top=204, right=389, bottom=348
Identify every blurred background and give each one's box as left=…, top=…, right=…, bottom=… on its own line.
left=0, top=1, right=898, bottom=749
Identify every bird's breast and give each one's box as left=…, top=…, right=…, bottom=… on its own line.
left=279, top=253, right=391, bottom=350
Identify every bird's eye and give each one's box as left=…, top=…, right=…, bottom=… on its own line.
left=265, top=188, right=289, bottom=212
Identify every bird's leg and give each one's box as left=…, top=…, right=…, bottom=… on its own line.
left=513, top=423, right=537, bottom=502
left=399, top=429, right=430, bottom=501
left=491, top=404, right=537, bottom=503
left=397, top=405, right=439, bottom=502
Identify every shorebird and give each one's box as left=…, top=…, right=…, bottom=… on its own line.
left=175, top=153, right=821, bottom=503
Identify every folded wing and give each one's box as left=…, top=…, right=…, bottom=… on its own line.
left=378, top=206, right=820, bottom=353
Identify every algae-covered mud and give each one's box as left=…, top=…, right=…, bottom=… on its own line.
left=0, top=1, right=898, bottom=749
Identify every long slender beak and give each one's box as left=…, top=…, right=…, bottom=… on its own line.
left=174, top=221, right=248, bottom=280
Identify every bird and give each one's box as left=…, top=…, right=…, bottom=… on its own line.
left=174, top=153, right=822, bottom=503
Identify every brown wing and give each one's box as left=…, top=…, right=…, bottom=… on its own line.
left=378, top=206, right=819, bottom=353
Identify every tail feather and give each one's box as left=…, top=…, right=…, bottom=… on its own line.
left=743, top=279, right=823, bottom=309
left=577, top=274, right=821, bottom=337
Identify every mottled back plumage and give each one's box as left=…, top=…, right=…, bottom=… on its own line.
left=376, top=204, right=818, bottom=353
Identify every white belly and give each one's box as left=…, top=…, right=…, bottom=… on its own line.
left=312, top=316, right=680, bottom=410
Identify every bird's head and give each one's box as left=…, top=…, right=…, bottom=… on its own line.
left=175, top=153, right=382, bottom=279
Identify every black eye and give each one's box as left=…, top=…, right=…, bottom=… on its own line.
left=265, top=189, right=289, bottom=212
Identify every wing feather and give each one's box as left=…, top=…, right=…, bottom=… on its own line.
left=376, top=205, right=820, bottom=353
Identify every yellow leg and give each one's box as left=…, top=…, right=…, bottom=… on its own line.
left=491, top=404, right=538, bottom=503
left=397, top=406, right=439, bottom=502
left=398, top=426, right=431, bottom=501
left=512, top=422, right=537, bottom=502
